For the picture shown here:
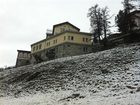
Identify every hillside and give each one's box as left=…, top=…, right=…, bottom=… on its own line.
left=0, top=43, right=140, bottom=105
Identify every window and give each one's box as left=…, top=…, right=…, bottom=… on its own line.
left=68, top=36, right=71, bottom=40
left=39, top=44, right=42, bottom=49
left=83, top=38, right=88, bottom=42
left=86, top=38, right=88, bottom=42
left=47, top=42, right=50, bottom=46
left=68, top=36, right=74, bottom=40
left=64, top=36, right=66, bottom=40
left=53, top=40, right=55, bottom=44
left=53, top=39, right=57, bottom=44
left=36, top=46, right=38, bottom=50
left=83, top=38, right=85, bottom=42
left=71, top=36, right=74, bottom=40
left=33, top=47, right=35, bottom=51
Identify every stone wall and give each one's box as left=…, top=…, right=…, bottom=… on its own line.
left=16, top=50, right=31, bottom=67
left=56, top=43, right=92, bottom=58
left=31, top=42, right=92, bottom=64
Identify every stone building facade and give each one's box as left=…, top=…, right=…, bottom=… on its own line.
left=16, top=50, right=31, bottom=67
left=31, top=22, right=93, bottom=63
left=128, top=10, right=140, bottom=31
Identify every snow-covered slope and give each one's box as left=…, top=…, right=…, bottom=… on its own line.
left=0, top=43, right=140, bottom=105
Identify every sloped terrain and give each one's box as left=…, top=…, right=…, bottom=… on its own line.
left=0, top=43, right=140, bottom=105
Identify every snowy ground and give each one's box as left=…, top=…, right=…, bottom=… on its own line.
left=0, top=43, right=140, bottom=105
left=0, top=91, right=140, bottom=105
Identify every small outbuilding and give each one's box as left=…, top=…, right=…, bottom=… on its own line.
left=128, top=10, right=140, bottom=31
left=16, top=50, right=31, bottom=67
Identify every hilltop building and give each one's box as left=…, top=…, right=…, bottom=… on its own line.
left=31, top=22, right=92, bottom=63
left=16, top=22, right=93, bottom=66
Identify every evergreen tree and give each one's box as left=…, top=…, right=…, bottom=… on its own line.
left=115, top=0, right=137, bottom=33
left=123, top=0, right=135, bottom=14
left=115, top=10, right=127, bottom=33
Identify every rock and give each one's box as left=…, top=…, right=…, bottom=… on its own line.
left=90, top=90, right=97, bottom=93
left=71, top=93, right=80, bottom=98
left=136, top=87, right=140, bottom=92
left=59, top=93, right=85, bottom=102
left=126, top=85, right=136, bottom=89
left=101, top=69, right=110, bottom=74
left=130, top=90, right=134, bottom=94
left=79, top=96, right=85, bottom=98
left=124, top=67, right=129, bottom=71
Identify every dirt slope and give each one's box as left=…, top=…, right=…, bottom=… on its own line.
left=0, top=43, right=140, bottom=105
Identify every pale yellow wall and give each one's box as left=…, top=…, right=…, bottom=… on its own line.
left=31, top=33, right=68, bottom=53
left=44, top=33, right=67, bottom=49
left=54, top=24, right=79, bottom=35
left=31, top=41, right=46, bottom=53
left=65, top=33, right=92, bottom=45
left=31, top=32, right=92, bottom=53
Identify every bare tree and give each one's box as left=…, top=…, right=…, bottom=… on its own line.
left=101, top=7, right=111, bottom=43
left=88, top=4, right=102, bottom=43
left=88, top=4, right=111, bottom=46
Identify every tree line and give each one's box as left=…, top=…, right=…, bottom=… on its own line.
left=88, top=0, right=140, bottom=46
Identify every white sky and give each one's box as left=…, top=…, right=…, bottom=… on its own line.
left=0, top=0, right=123, bottom=67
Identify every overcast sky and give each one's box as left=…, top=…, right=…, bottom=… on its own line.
left=0, top=0, right=123, bottom=67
